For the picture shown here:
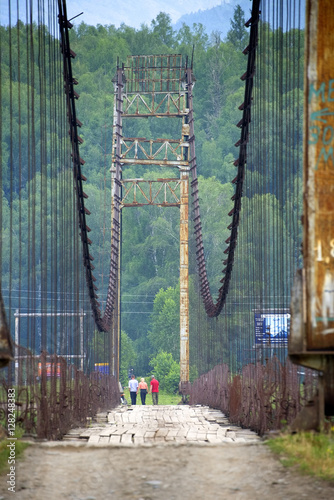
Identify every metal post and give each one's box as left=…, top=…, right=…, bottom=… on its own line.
left=111, top=164, right=117, bottom=378
left=180, top=170, right=190, bottom=394
left=110, top=64, right=123, bottom=379
left=304, top=0, right=334, bottom=352
left=289, top=0, right=334, bottom=425
left=117, top=212, right=121, bottom=382
left=110, top=161, right=116, bottom=378
left=80, top=310, right=84, bottom=371
left=15, top=311, right=19, bottom=386
left=303, top=0, right=334, bottom=417
left=111, top=269, right=120, bottom=379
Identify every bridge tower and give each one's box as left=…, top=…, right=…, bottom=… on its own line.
left=111, top=55, right=194, bottom=395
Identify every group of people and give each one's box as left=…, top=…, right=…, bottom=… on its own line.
left=128, top=374, right=159, bottom=405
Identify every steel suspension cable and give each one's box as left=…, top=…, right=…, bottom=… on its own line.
left=57, top=0, right=102, bottom=327
left=189, top=0, right=261, bottom=318
left=0, top=8, right=13, bottom=367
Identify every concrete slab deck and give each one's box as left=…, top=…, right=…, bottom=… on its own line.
left=63, top=405, right=262, bottom=447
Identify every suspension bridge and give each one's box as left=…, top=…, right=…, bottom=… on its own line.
left=0, top=0, right=333, bottom=441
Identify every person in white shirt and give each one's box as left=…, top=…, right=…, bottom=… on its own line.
left=128, top=374, right=139, bottom=405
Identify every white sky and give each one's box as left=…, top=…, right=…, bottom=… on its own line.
left=66, top=0, right=227, bottom=28
left=0, top=0, right=240, bottom=30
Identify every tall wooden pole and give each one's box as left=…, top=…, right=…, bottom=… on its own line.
left=180, top=169, right=190, bottom=393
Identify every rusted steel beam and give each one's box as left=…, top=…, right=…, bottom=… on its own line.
left=119, top=135, right=189, bottom=165
left=124, top=54, right=184, bottom=93
left=120, top=179, right=181, bottom=206
left=303, top=0, right=334, bottom=351
left=0, top=287, right=13, bottom=368
left=123, top=113, right=186, bottom=118
left=121, top=159, right=188, bottom=167
left=122, top=93, right=187, bottom=117
left=180, top=170, right=190, bottom=389
left=289, top=0, right=334, bottom=423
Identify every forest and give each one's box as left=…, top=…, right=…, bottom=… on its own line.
left=1, top=6, right=304, bottom=388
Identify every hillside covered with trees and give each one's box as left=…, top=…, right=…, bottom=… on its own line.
left=1, top=5, right=304, bottom=388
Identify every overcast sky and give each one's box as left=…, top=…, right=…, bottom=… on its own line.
left=66, top=0, right=225, bottom=29
left=0, top=0, right=239, bottom=30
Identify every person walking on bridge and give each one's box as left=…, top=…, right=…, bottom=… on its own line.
left=149, top=375, right=159, bottom=405
left=128, top=374, right=138, bottom=405
left=138, top=377, right=148, bottom=405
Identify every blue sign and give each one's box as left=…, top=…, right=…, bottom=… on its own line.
left=255, top=313, right=290, bottom=345
left=94, top=363, right=109, bottom=374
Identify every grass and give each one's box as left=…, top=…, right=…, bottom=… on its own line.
left=0, top=427, right=30, bottom=476
left=266, top=430, right=334, bottom=482
left=123, top=387, right=182, bottom=405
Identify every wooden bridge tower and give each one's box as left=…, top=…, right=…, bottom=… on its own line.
left=111, top=55, right=194, bottom=395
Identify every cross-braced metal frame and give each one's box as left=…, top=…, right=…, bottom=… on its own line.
left=111, top=55, right=191, bottom=391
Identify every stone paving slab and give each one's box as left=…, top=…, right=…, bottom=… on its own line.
left=62, top=405, right=262, bottom=447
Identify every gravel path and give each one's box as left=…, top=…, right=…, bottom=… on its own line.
left=0, top=405, right=333, bottom=500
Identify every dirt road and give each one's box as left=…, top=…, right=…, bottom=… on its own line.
left=0, top=405, right=333, bottom=499
left=1, top=441, right=334, bottom=500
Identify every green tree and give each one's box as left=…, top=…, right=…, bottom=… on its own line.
left=150, top=351, right=180, bottom=393
left=151, top=12, right=175, bottom=48
left=148, top=286, right=180, bottom=361
left=1, top=16, right=305, bottom=385
left=120, top=330, right=137, bottom=386
left=226, top=5, right=248, bottom=50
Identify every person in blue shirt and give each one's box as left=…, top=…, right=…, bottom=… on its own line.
left=128, top=374, right=139, bottom=405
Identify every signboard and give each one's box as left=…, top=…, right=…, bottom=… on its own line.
left=38, top=362, right=61, bottom=377
left=255, top=313, right=290, bottom=345
left=94, top=363, right=109, bottom=374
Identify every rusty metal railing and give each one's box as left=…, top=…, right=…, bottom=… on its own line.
left=1, top=349, right=119, bottom=439
left=190, top=357, right=318, bottom=436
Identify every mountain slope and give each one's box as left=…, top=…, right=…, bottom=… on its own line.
left=173, top=0, right=252, bottom=38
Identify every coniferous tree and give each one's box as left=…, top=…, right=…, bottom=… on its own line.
left=226, top=5, right=248, bottom=50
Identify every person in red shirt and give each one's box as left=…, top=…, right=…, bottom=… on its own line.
left=149, top=375, right=159, bottom=405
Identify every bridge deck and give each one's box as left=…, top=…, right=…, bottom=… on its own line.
left=64, top=405, right=261, bottom=445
